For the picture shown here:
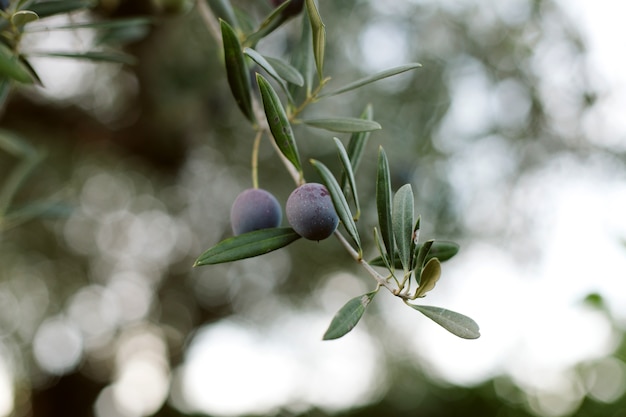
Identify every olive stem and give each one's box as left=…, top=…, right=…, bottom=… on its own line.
left=197, top=0, right=222, bottom=43
left=251, top=129, right=262, bottom=189
left=333, top=230, right=409, bottom=299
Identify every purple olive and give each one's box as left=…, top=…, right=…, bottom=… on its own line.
left=230, top=188, right=282, bottom=235
left=286, top=183, right=338, bottom=241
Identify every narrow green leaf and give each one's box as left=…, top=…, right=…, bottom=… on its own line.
left=194, top=227, right=301, bottom=266
left=332, top=137, right=360, bottom=220
left=369, top=240, right=460, bottom=268
left=256, top=73, right=302, bottom=173
left=244, top=48, right=284, bottom=86
left=310, top=159, right=361, bottom=252
left=321, top=63, right=422, bottom=97
left=428, top=240, right=460, bottom=262
left=341, top=104, right=373, bottom=190
left=1, top=201, right=72, bottom=231
left=408, top=304, right=480, bottom=339
left=244, top=0, right=293, bottom=46
left=372, top=227, right=393, bottom=273
left=0, top=79, right=10, bottom=108
left=414, top=257, right=440, bottom=298
left=0, top=44, right=34, bottom=84
left=26, top=50, right=136, bottom=65
left=11, top=10, right=39, bottom=27
left=413, top=238, right=433, bottom=277
left=0, top=152, right=44, bottom=216
left=376, top=147, right=394, bottom=265
left=206, top=0, right=239, bottom=29
left=27, top=0, right=96, bottom=18
left=244, top=48, right=294, bottom=104
left=305, top=0, right=325, bottom=80
left=25, top=17, right=152, bottom=31
left=409, top=216, right=421, bottom=270
left=96, top=24, right=151, bottom=46
left=301, top=117, right=381, bottom=133
left=264, top=56, right=304, bottom=87
left=221, top=19, right=254, bottom=122
left=289, top=9, right=314, bottom=97
left=0, top=129, right=36, bottom=157
left=392, top=184, right=414, bottom=273
left=323, top=291, right=376, bottom=340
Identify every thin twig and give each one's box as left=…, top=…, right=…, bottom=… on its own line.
left=197, top=0, right=222, bottom=43
left=334, top=230, right=408, bottom=299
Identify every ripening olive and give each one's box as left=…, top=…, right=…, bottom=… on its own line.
left=286, top=183, right=338, bottom=241
left=230, top=188, right=282, bottom=235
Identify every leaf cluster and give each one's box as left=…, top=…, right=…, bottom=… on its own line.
left=194, top=0, right=480, bottom=341
left=0, top=0, right=152, bottom=88
left=0, top=0, right=153, bottom=229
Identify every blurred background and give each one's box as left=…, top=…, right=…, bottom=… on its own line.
left=1, top=0, right=626, bottom=416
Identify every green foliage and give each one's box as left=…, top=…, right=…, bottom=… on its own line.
left=310, top=159, right=361, bottom=252
left=407, top=305, right=480, bottom=339
left=221, top=19, right=255, bottom=122
left=256, top=73, right=302, bottom=175
left=1, top=0, right=478, bottom=341
left=193, top=0, right=479, bottom=340
left=194, top=227, right=301, bottom=266
left=323, top=291, right=377, bottom=340
left=0, top=0, right=150, bottom=229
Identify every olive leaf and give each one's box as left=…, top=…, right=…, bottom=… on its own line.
left=341, top=104, right=373, bottom=190
left=221, top=19, right=255, bottom=122
left=256, top=73, right=302, bottom=173
left=27, top=0, right=95, bottom=18
left=408, top=304, right=480, bottom=339
left=392, top=184, right=414, bottom=273
left=305, top=0, right=325, bottom=80
left=194, top=227, right=301, bottom=266
left=206, top=0, right=239, bottom=29
left=376, top=147, right=394, bottom=266
left=289, top=8, right=314, bottom=97
left=11, top=10, right=39, bottom=27
left=264, top=56, right=304, bottom=87
left=414, top=257, right=440, bottom=298
left=301, top=117, right=381, bottom=133
left=0, top=44, right=35, bottom=84
left=413, top=238, right=433, bottom=277
left=332, top=137, right=360, bottom=220
left=369, top=240, right=460, bottom=268
left=245, top=0, right=296, bottom=46
left=310, top=159, right=361, bottom=252
left=26, top=51, right=136, bottom=65
left=321, top=63, right=422, bottom=97
left=323, top=291, right=377, bottom=340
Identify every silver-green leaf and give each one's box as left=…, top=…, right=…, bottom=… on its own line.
left=305, top=0, right=325, bottom=80
left=414, top=257, right=440, bottom=298
left=221, top=19, right=255, bottom=122
left=323, top=291, right=377, bottom=340
left=376, top=147, right=394, bottom=266
left=301, top=117, right=381, bottom=133
left=332, top=137, right=360, bottom=220
left=392, top=184, right=414, bottom=273
left=194, top=227, right=301, bottom=266
left=310, top=159, right=361, bottom=252
left=256, top=73, right=302, bottom=173
left=321, top=63, right=422, bottom=97
left=408, top=304, right=480, bottom=339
